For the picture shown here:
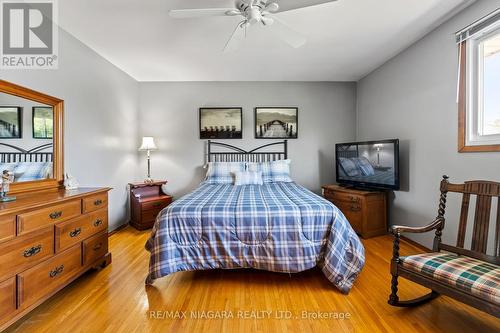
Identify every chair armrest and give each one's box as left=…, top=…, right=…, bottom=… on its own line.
left=390, top=217, right=444, bottom=235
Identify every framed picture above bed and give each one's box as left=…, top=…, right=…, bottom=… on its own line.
left=255, top=107, right=298, bottom=139
left=32, top=106, right=54, bottom=139
left=0, top=106, right=22, bottom=139
left=199, top=107, right=243, bottom=139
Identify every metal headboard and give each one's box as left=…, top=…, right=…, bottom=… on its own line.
left=337, top=144, right=359, bottom=158
left=207, top=140, right=288, bottom=163
left=0, top=143, right=53, bottom=163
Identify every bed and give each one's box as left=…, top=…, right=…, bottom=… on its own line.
left=0, top=143, right=53, bottom=181
left=145, top=141, right=365, bottom=293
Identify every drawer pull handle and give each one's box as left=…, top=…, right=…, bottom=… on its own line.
left=94, top=199, right=103, bottom=206
left=49, top=265, right=64, bottom=278
left=93, top=243, right=103, bottom=251
left=23, top=245, right=42, bottom=257
left=350, top=205, right=361, bottom=212
left=49, top=211, right=63, bottom=219
left=349, top=196, right=360, bottom=203
left=69, top=228, right=82, bottom=238
left=93, top=219, right=103, bottom=227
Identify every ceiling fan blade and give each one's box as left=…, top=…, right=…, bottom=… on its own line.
left=169, top=8, right=238, bottom=19
left=223, top=22, right=247, bottom=52
left=266, top=16, right=306, bottom=48
left=273, top=0, right=337, bottom=13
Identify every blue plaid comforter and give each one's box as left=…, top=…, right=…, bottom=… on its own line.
left=145, top=182, right=365, bottom=293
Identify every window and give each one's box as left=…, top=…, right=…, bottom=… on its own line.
left=458, top=10, right=500, bottom=152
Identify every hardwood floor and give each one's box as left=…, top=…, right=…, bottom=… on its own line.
left=4, top=226, right=499, bottom=333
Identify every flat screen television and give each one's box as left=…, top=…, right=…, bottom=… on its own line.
left=335, top=139, right=400, bottom=190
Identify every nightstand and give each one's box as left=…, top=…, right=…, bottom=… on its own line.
left=129, top=180, right=172, bottom=230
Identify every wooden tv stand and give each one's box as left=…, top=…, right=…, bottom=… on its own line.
left=322, top=185, right=388, bottom=238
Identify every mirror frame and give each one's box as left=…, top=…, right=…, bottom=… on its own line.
left=0, top=80, right=63, bottom=194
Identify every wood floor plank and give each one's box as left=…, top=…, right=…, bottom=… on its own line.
left=4, top=226, right=499, bottom=333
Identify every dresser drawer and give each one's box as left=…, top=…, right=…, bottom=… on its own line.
left=0, top=227, right=54, bottom=281
left=0, top=277, right=16, bottom=323
left=330, top=191, right=362, bottom=204
left=17, top=244, right=82, bottom=310
left=0, top=215, right=16, bottom=244
left=55, top=209, right=108, bottom=252
left=335, top=201, right=362, bottom=232
left=17, top=200, right=81, bottom=235
left=82, top=193, right=108, bottom=213
left=141, top=197, right=172, bottom=211
left=82, top=232, right=108, bottom=266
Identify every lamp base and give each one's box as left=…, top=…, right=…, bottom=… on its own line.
left=0, top=196, right=16, bottom=202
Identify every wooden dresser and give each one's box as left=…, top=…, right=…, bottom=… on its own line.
left=322, top=185, right=387, bottom=239
left=0, top=187, right=111, bottom=331
left=129, top=181, right=172, bottom=230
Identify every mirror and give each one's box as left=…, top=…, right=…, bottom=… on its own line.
left=0, top=80, right=63, bottom=194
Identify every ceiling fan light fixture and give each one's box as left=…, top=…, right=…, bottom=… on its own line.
left=225, top=9, right=242, bottom=16
left=248, top=7, right=262, bottom=25
left=264, top=2, right=279, bottom=13
left=261, top=16, right=274, bottom=26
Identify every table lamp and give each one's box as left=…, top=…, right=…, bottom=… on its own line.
left=139, top=137, right=158, bottom=184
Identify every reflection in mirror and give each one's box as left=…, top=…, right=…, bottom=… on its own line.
left=0, top=92, right=54, bottom=183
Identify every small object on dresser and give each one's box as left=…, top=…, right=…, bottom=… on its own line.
left=129, top=180, right=172, bottom=230
left=322, top=184, right=387, bottom=239
left=64, top=173, right=79, bottom=190
left=0, top=170, right=15, bottom=202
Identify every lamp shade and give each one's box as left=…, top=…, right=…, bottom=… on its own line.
left=138, top=137, right=158, bottom=151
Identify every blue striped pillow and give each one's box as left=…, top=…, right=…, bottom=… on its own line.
left=352, top=157, right=375, bottom=176
left=204, top=162, right=246, bottom=184
left=247, top=159, right=293, bottom=183
left=234, top=171, right=263, bottom=186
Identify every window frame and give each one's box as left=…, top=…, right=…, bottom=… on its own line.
left=458, top=25, right=500, bottom=152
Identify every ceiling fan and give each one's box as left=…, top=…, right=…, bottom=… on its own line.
left=169, top=0, right=338, bottom=52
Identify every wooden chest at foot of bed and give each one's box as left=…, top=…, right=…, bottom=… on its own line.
left=322, top=185, right=388, bottom=238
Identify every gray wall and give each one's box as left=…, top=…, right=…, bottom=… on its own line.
left=139, top=82, right=357, bottom=197
left=357, top=0, right=500, bottom=250
left=1, top=29, right=139, bottom=231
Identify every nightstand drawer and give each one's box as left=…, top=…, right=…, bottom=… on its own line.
left=17, top=200, right=81, bottom=235
left=82, top=193, right=108, bottom=213
left=142, top=197, right=172, bottom=211
left=141, top=209, right=162, bottom=223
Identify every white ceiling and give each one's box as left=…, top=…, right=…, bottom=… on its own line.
left=58, top=0, right=473, bottom=82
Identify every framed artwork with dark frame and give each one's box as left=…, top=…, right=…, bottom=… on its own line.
left=0, top=106, right=22, bottom=139
left=32, top=106, right=54, bottom=139
left=199, top=107, right=243, bottom=139
left=255, top=107, right=298, bottom=139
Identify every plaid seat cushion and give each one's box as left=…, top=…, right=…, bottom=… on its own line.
left=400, top=252, right=500, bottom=305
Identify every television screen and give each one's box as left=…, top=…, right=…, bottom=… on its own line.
left=335, top=139, right=400, bottom=190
